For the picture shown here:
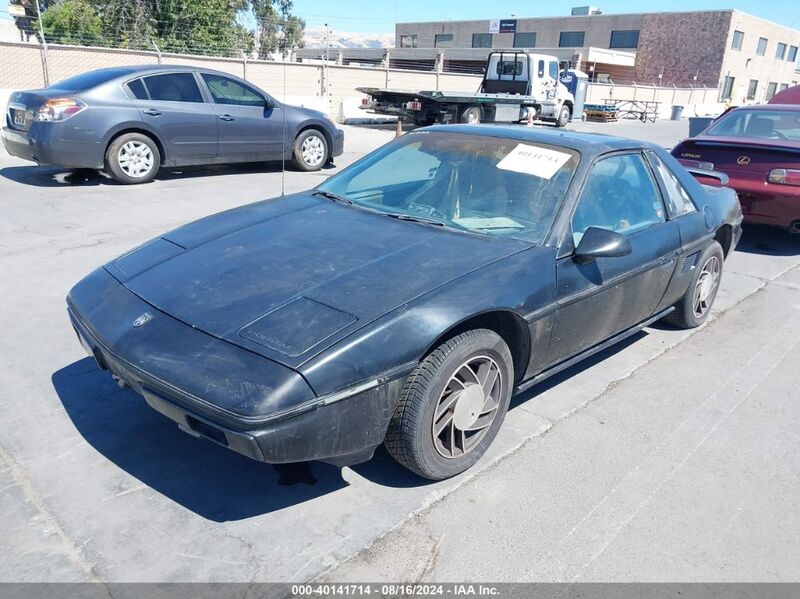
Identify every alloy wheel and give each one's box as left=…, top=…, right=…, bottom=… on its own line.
left=432, top=355, right=502, bottom=459
left=693, top=255, right=721, bottom=318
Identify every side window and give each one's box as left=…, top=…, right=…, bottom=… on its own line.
left=647, top=152, right=697, bottom=217
left=572, top=153, right=665, bottom=244
left=142, top=73, right=204, bottom=103
left=549, top=61, right=559, bottom=80
left=126, top=78, right=148, bottom=100
left=201, top=74, right=266, bottom=107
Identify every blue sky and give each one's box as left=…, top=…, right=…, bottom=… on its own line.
left=2, top=0, right=798, bottom=35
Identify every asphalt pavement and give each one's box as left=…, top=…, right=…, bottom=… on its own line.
left=0, top=119, right=798, bottom=583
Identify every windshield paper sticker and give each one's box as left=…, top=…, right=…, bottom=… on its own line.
left=496, top=144, right=571, bottom=179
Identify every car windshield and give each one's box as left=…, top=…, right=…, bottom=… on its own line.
left=317, top=131, right=580, bottom=243
left=704, top=109, right=800, bottom=142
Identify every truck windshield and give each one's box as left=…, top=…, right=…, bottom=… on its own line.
left=704, top=108, right=800, bottom=142
left=316, top=131, right=580, bottom=244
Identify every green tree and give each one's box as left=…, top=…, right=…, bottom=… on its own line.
left=251, top=0, right=305, bottom=59
left=40, top=0, right=105, bottom=46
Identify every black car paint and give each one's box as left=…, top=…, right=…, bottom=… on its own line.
left=2, top=66, right=343, bottom=170
left=67, top=126, right=743, bottom=467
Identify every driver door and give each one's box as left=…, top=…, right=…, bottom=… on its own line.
left=199, top=72, right=283, bottom=160
left=544, top=152, right=681, bottom=367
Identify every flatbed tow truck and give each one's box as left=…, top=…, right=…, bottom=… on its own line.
left=358, top=50, right=575, bottom=127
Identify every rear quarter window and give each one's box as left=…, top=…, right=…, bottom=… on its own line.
left=647, top=151, right=697, bottom=217
left=126, top=79, right=148, bottom=100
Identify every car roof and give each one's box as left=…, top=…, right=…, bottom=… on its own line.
left=86, top=64, right=238, bottom=78
left=423, top=124, right=651, bottom=154
left=728, top=103, right=800, bottom=112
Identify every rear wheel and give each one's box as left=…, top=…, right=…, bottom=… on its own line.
left=459, top=106, right=482, bottom=125
left=105, top=133, right=160, bottom=184
left=292, top=129, right=328, bottom=172
left=664, top=241, right=724, bottom=329
left=385, top=329, right=513, bottom=480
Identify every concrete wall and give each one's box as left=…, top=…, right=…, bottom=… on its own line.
left=719, top=10, right=800, bottom=104
left=396, top=14, right=645, bottom=50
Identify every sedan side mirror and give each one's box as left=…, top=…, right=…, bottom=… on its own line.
left=574, top=227, right=632, bottom=263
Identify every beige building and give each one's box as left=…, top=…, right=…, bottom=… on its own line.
left=394, top=7, right=800, bottom=101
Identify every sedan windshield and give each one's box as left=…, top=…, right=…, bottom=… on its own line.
left=704, top=109, right=800, bottom=142
left=317, top=131, right=579, bottom=243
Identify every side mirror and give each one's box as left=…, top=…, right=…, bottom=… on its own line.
left=574, top=227, right=632, bottom=263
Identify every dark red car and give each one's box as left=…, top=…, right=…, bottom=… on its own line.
left=672, top=104, right=800, bottom=234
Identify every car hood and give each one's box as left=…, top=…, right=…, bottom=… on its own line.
left=108, top=192, right=528, bottom=366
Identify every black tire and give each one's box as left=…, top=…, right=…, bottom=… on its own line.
left=413, top=115, right=438, bottom=126
left=291, top=129, right=329, bottom=172
left=459, top=106, right=482, bottom=125
left=104, top=132, right=160, bottom=184
left=555, top=104, right=571, bottom=128
left=663, top=241, right=724, bottom=329
left=385, top=329, right=514, bottom=480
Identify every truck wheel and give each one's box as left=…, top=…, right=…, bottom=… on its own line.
left=459, top=106, right=482, bottom=125
left=105, top=132, right=160, bottom=184
left=384, top=329, right=513, bottom=480
left=555, top=105, right=571, bottom=128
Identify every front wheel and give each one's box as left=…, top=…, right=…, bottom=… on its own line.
left=664, top=241, right=724, bottom=329
left=385, top=329, right=514, bottom=480
left=555, top=105, right=571, bottom=128
left=105, top=133, right=160, bottom=184
left=292, top=129, right=328, bottom=172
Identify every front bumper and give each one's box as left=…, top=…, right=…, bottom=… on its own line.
left=67, top=268, right=400, bottom=466
left=331, top=127, right=344, bottom=157
left=2, top=123, right=104, bottom=169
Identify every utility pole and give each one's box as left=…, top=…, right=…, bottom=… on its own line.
left=35, top=0, right=49, bottom=86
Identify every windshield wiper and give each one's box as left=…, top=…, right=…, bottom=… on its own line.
left=313, top=190, right=353, bottom=205
left=384, top=212, right=446, bottom=227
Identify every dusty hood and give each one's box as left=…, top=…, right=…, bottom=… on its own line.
left=107, top=192, right=527, bottom=365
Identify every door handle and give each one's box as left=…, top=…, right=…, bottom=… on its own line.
left=142, top=108, right=162, bottom=116
left=218, top=114, right=234, bottom=121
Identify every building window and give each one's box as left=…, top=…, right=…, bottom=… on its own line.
left=776, top=42, right=787, bottom=59
left=609, top=30, right=640, bottom=49
left=399, top=35, right=417, bottom=48
left=513, top=32, right=536, bottom=48
left=721, top=76, right=735, bottom=100
left=756, top=37, right=768, bottom=56
left=747, top=79, right=758, bottom=100
left=559, top=31, right=585, bottom=47
left=766, top=82, right=778, bottom=101
left=779, top=83, right=789, bottom=92
left=434, top=34, right=453, bottom=48
left=472, top=33, right=492, bottom=48
left=731, top=30, right=744, bottom=50
left=788, top=46, right=798, bottom=62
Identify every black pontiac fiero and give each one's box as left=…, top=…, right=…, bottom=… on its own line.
left=67, top=126, right=742, bottom=480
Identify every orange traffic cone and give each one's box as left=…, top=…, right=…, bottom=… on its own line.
left=395, top=118, right=403, bottom=138
left=526, top=108, right=534, bottom=127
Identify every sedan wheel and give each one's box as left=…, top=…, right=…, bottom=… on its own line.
left=386, top=329, right=513, bottom=480
left=105, top=132, right=161, bottom=184
left=292, top=129, right=329, bottom=172
left=118, top=141, right=155, bottom=179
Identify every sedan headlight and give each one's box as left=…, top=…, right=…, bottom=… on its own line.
left=767, top=168, right=800, bottom=186
left=34, top=98, right=87, bottom=122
